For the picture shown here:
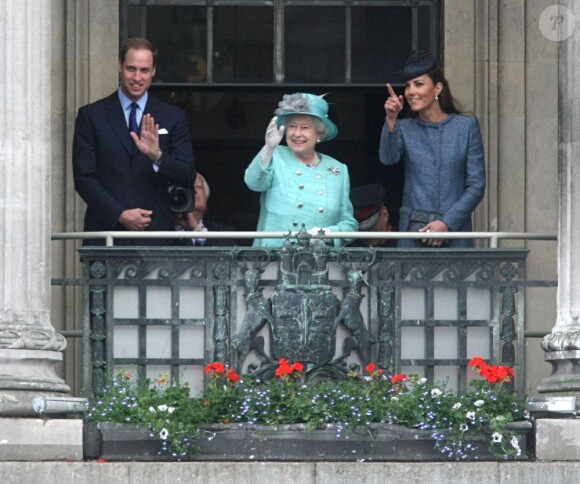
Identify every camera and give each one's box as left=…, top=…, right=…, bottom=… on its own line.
left=168, top=185, right=196, bottom=213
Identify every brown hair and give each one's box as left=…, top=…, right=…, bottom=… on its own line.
left=406, top=66, right=462, bottom=117
left=119, top=38, right=157, bottom=67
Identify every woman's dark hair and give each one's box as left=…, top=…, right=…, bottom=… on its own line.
left=406, top=66, right=462, bottom=117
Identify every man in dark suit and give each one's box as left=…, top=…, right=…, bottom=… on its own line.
left=174, top=173, right=236, bottom=246
left=73, top=37, right=196, bottom=246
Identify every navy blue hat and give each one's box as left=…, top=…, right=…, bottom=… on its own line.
left=350, top=184, right=386, bottom=230
left=398, top=50, right=438, bottom=81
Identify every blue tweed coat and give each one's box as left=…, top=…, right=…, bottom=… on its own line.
left=244, top=146, right=358, bottom=247
left=379, top=114, right=486, bottom=247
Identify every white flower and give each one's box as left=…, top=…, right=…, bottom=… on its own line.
left=419, top=378, right=428, bottom=385
left=459, top=423, right=468, bottom=432
left=159, top=428, right=169, bottom=440
left=431, top=388, right=442, bottom=397
left=466, top=411, right=476, bottom=421
left=148, top=407, right=156, bottom=413
left=474, top=400, right=484, bottom=407
left=452, top=403, right=462, bottom=410
left=158, top=404, right=168, bottom=412
left=492, top=432, right=502, bottom=443
left=167, top=406, right=176, bottom=414
left=511, top=436, right=522, bottom=456
left=363, top=376, right=373, bottom=382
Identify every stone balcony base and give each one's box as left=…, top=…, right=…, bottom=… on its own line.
left=536, top=419, right=580, bottom=461
left=0, top=418, right=82, bottom=461
left=1, top=462, right=580, bottom=484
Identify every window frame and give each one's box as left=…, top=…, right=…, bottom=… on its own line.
left=120, top=0, right=441, bottom=87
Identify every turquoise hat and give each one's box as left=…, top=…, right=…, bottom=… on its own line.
left=274, top=93, right=338, bottom=141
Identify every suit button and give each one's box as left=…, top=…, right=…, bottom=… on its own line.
left=296, top=170, right=302, bottom=176
left=293, top=222, right=298, bottom=227
left=298, top=203, right=304, bottom=208
left=318, top=190, right=324, bottom=195
left=318, top=207, right=324, bottom=213
left=316, top=174, right=322, bottom=179
left=299, top=184, right=304, bottom=189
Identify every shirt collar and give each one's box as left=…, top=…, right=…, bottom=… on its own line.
left=118, top=88, right=148, bottom=112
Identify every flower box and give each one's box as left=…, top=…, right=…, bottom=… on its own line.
left=86, top=421, right=531, bottom=462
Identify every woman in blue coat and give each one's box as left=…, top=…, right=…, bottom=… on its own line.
left=379, top=51, right=486, bottom=248
left=245, top=93, right=357, bottom=247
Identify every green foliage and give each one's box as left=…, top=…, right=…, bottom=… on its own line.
left=85, top=359, right=528, bottom=461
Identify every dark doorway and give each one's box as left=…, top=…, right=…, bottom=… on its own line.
left=153, top=87, right=404, bottom=244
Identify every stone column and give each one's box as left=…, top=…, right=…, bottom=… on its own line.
left=0, top=0, right=69, bottom=416
left=537, top=2, right=580, bottom=396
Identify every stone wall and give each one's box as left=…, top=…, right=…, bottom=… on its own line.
left=48, top=0, right=560, bottom=396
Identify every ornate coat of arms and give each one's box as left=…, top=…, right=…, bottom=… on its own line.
left=232, top=231, right=373, bottom=381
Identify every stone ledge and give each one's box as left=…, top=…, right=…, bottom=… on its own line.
left=536, top=418, right=580, bottom=461
left=0, top=418, right=82, bottom=461
left=0, top=462, right=580, bottom=484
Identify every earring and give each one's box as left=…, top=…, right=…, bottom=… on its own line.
left=435, top=95, right=439, bottom=102
left=317, top=139, right=321, bottom=143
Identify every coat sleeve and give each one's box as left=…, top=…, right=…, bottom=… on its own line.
left=244, top=150, right=274, bottom=192
left=72, top=107, right=126, bottom=228
left=379, top=121, right=405, bottom=166
left=441, top=117, right=486, bottom=230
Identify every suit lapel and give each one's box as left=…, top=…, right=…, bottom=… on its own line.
left=104, top=93, right=136, bottom=156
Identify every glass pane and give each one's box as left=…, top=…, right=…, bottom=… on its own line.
left=113, top=286, right=139, bottom=319
left=145, top=6, right=208, bottom=83
left=401, top=326, right=425, bottom=359
left=434, top=326, right=458, bottom=359
left=285, top=7, right=345, bottom=83
left=434, top=288, right=458, bottom=320
left=146, top=286, right=172, bottom=319
left=146, top=325, right=172, bottom=359
left=352, top=7, right=413, bottom=84
left=214, top=7, right=273, bottom=82
left=418, top=7, right=433, bottom=52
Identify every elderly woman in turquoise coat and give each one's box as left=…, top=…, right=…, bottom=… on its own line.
left=245, top=93, right=358, bottom=247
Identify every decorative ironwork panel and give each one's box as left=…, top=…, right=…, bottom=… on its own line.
left=79, top=246, right=529, bottom=396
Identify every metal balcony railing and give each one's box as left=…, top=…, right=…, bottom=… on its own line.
left=51, top=230, right=557, bottom=398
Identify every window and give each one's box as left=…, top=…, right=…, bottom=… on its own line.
left=121, top=0, right=440, bottom=240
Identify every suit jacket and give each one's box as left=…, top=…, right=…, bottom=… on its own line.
left=73, top=92, right=196, bottom=245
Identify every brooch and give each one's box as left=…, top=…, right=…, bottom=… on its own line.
left=327, top=166, right=340, bottom=176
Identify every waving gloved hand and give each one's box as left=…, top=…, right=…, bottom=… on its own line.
left=260, top=116, right=285, bottom=166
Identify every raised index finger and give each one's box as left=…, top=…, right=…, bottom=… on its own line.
left=386, top=83, right=397, bottom=98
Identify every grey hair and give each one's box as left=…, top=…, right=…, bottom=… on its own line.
left=198, top=174, right=210, bottom=200
left=281, top=114, right=328, bottom=139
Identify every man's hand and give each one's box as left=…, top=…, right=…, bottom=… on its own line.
left=174, top=212, right=201, bottom=231
left=118, top=208, right=153, bottom=231
left=130, top=113, right=162, bottom=162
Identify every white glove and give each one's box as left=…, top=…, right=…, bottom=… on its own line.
left=260, top=116, right=285, bottom=166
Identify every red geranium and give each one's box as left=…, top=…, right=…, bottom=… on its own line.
left=468, top=356, right=515, bottom=384
left=391, top=373, right=408, bottom=384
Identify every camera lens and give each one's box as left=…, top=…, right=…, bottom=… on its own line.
left=168, top=185, right=196, bottom=213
